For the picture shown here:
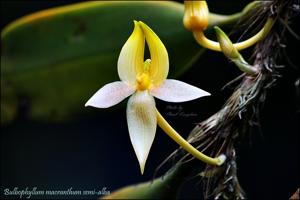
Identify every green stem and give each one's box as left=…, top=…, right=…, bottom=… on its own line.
left=208, top=1, right=262, bottom=27
left=232, top=57, right=259, bottom=76
left=194, top=18, right=274, bottom=52
left=156, top=108, right=226, bottom=166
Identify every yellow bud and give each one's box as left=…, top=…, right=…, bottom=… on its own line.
left=183, top=1, right=209, bottom=31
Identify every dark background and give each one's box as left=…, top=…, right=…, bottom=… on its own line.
left=1, top=0, right=299, bottom=199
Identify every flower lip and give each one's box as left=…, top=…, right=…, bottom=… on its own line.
left=136, top=73, right=151, bottom=91
left=135, top=59, right=152, bottom=91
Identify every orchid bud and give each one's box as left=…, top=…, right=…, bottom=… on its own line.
left=183, top=1, right=209, bottom=31
left=214, top=26, right=240, bottom=59
left=215, top=26, right=259, bottom=75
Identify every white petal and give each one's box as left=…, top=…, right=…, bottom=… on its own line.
left=85, top=81, right=134, bottom=108
left=150, top=79, right=210, bottom=102
left=118, top=21, right=145, bottom=85
left=126, top=90, right=156, bottom=174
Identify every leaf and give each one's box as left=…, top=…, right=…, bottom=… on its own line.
left=1, top=80, right=17, bottom=125
left=102, top=164, right=185, bottom=200
left=1, top=1, right=249, bottom=124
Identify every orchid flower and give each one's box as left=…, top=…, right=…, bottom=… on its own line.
left=85, top=21, right=223, bottom=174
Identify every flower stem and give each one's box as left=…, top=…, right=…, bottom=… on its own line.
left=208, top=1, right=261, bottom=27
left=156, top=108, right=226, bottom=166
left=193, top=18, right=274, bottom=51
